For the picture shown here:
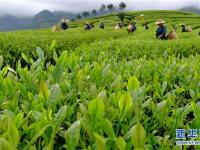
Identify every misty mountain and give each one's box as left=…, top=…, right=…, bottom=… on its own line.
left=0, top=15, right=31, bottom=31
left=28, top=10, right=76, bottom=29
left=180, top=6, right=200, bottom=14
left=0, top=10, right=76, bottom=31
left=2, top=6, right=199, bottom=31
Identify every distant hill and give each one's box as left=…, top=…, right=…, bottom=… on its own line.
left=0, top=9, right=124, bottom=31
left=0, top=15, right=31, bottom=31
left=0, top=10, right=76, bottom=31
left=28, top=10, right=77, bottom=29
left=180, top=6, right=200, bottom=14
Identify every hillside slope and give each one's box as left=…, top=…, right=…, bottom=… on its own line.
left=0, top=10, right=200, bottom=65
left=70, top=10, right=200, bottom=28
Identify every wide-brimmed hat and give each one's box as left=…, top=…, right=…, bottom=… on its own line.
left=61, top=19, right=70, bottom=23
left=180, top=23, right=185, bottom=26
left=155, top=20, right=165, bottom=25
left=140, top=14, right=144, bottom=17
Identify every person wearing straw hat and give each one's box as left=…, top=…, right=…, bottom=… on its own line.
left=99, top=22, right=104, bottom=29
left=115, top=22, right=123, bottom=30
left=127, top=21, right=137, bottom=33
left=84, top=22, right=92, bottom=30
left=61, top=18, right=69, bottom=30
left=180, top=23, right=193, bottom=32
left=155, top=19, right=167, bottom=40
left=140, top=14, right=144, bottom=20
left=180, top=23, right=187, bottom=32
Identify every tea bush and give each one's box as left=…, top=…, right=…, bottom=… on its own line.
left=0, top=10, right=200, bottom=149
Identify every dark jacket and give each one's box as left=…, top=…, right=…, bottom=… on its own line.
left=99, top=23, right=104, bottom=29
left=156, top=26, right=167, bottom=40
left=85, top=24, right=92, bottom=30
left=145, top=24, right=149, bottom=30
left=132, top=24, right=137, bottom=31
left=61, top=23, right=68, bottom=30
left=181, top=25, right=187, bottom=32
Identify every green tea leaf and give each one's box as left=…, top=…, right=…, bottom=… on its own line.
left=53, top=51, right=58, bottom=62
left=94, top=133, right=106, bottom=150
left=21, top=53, right=30, bottom=64
left=97, top=90, right=107, bottom=101
left=132, top=122, right=146, bottom=149
left=191, top=101, right=200, bottom=126
left=48, top=84, right=62, bottom=106
left=0, top=66, right=8, bottom=77
left=57, top=51, right=68, bottom=67
left=118, top=93, right=133, bottom=113
left=116, top=136, right=126, bottom=150
left=36, top=47, right=45, bottom=61
left=15, top=112, right=24, bottom=128
left=53, top=105, right=68, bottom=130
left=88, top=98, right=105, bottom=119
left=49, top=40, right=56, bottom=51
left=52, top=65, right=63, bottom=82
left=65, top=120, right=81, bottom=150
left=25, top=124, right=52, bottom=150
left=127, top=76, right=140, bottom=91
left=0, top=138, right=17, bottom=150
left=6, top=118, right=19, bottom=147
left=100, top=118, right=115, bottom=138
left=39, top=81, right=49, bottom=101
left=3, top=78, right=14, bottom=96
left=80, top=118, right=93, bottom=139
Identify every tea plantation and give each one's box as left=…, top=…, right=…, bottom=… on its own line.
left=0, top=10, right=200, bottom=150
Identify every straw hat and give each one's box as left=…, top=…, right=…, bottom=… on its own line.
left=155, top=19, right=165, bottom=25
left=140, top=14, right=144, bottom=17
left=61, top=18, right=70, bottom=23
left=180, top=23, right=185, bottom=26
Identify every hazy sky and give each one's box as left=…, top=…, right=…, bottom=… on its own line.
left=0, top=0, right=200, bottom=16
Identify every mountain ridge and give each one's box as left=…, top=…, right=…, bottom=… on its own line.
left=0, top=10, right=76, bottom=31
left=180, top=6, right=200, bottom=14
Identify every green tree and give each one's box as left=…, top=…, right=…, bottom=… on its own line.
left=119, top=2, right=126, bottom=11
left=117, top=12, right=126, bottom=26
left=76, top=14, right=82, bottom=20
left=82, top=11, right=90, bottom=18
left=92, top=9, right=97, bottom=16
left=107, top=4, right=115, bottom=12
left=99, top=4, right=106, bottom=12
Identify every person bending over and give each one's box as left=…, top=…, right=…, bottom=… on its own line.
left=155, top=20, right=167, bottom=40
left=61, top=19, right=69, bottom=30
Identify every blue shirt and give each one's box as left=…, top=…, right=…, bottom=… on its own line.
left=61, top=23, right=68, bottom=30
left=182, top=25, right=186, bottom=32
left=85, top=24, right=91, bottom=30
left=156, top=26, right=167, bottom=39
